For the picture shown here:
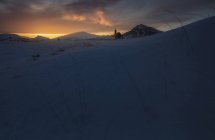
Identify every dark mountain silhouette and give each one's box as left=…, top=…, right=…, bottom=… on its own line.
left=34, top=36, right=50, bottom=41
left=0, top=34, right=30, bottom=42
left=124, top=24, right=162, bottom=38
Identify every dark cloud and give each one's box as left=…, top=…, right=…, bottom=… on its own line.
left=108, top=0, right=215, bottom=31
left=64, top=0, right=120, bottom=14
left=0, top=0, right=8, bottom=4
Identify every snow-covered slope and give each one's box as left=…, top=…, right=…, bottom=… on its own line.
left=0, top=17, right=215, bottom=140
left=59, top=32, right=100, bottom=40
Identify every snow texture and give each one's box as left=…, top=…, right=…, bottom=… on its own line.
left=0, top=17, right=215, bottom=140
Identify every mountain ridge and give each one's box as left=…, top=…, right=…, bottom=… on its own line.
left=123, top=24, right=162, bottom=38
left=58, top=32, right=100, bottom=40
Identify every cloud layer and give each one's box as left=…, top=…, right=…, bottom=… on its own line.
left=0, top=0, right=214, bottom=34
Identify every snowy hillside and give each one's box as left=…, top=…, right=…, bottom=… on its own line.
left=59, top=32, right=100, bottom=40
left=0, top=16, right=215, bottom=140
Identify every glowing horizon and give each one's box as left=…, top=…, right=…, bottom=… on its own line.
left=15, top=33, right=66, bottom=39
left=14, top=31, right=116, bottom=39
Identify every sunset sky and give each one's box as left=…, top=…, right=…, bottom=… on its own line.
left=0, top=0, right=214, bottom=38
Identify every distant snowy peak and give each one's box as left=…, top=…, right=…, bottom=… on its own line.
left=0, top=34, right=30, bottom=42
left=34, top=36, right=50, bottom=41
left=59, top=32, right=100, bottom=40
left=124, top=24, right=162, bottom=38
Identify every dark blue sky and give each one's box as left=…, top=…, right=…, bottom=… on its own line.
left=0, top=0, right=214, bottom=34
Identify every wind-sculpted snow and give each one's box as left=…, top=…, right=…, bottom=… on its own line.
left=0, top=17, right=215, bottom=140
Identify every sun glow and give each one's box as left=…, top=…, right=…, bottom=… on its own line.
left=93, top=31, right=114, bottom=36
left=15, top=33, right=66, bottom=39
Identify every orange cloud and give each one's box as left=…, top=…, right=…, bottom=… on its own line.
left=62, top=10, right=113, bottom=27
left=63, top=14, right=87, bottom=21
left=93, top=10, right=113, bottom=27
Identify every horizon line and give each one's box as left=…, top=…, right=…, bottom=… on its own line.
left=1, top=32, right=115, bottom=39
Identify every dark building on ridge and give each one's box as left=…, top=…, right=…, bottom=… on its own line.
left=113, top=28, right=123, bottom=39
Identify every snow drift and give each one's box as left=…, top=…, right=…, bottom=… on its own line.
left=0, top=17, right=215, bottom=140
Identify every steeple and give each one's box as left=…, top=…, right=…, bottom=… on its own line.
left=115, top=28, right=117, bottom=35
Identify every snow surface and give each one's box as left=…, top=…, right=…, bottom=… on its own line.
left=0, top=17, right=215, bottom=140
